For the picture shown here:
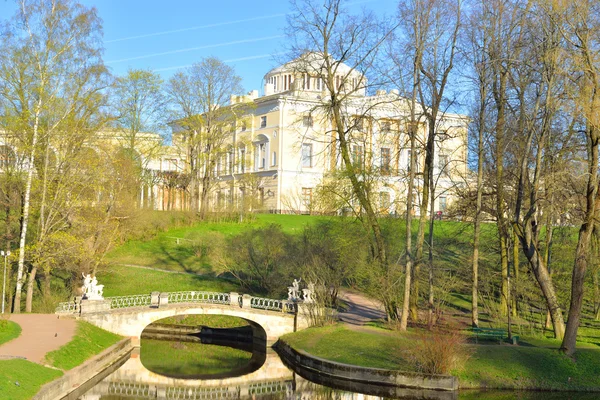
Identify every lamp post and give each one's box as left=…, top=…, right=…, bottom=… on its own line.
left=1, top=250, right=10, bottom=314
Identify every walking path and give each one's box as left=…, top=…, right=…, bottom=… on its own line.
left=338, top=290, right=386, bottom=325
left=0, top=314, right=76, bottom=364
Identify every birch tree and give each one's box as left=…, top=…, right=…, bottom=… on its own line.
left=0, top=0, right=106, bottom=312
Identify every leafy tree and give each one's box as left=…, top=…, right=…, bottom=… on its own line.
left=0, top=0, right=108, bottom=312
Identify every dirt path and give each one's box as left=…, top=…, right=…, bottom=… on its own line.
left=338, top=290, right=386, bottom=325
left=0, top=314, right=76, bottom=364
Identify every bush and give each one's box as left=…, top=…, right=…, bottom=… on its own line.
left=405, top=329, right=470, bottom=375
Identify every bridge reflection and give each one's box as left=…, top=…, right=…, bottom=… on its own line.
left=78, top=348, right=457, bottom=400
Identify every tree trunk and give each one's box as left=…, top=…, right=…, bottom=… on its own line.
left=411, top=132, right=433, bottom=321
left=515, top=228, right=565, bottom=339
left=400, top=123, right=417, bottom=330
left=25, top=266, right=37, bottom=313
left=511, top=230, right=518, bottom=317
left=472, top=88, right=485, bottom=327
left=594, top=270, right=600, bottom=321
left=14, top=109, right=41, bottom=314
left=561, top=125, right=600, bottom=355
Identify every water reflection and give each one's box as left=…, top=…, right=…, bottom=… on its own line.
left=140, top=339, right=264, bottom=379
left=76, top=343, right=597, bottom=400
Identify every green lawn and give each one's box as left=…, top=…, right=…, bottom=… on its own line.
left=280, top=324, right=414, bottom=370
left=281, top=323, right=600, bottom=391
left=106, top=214, right=324, bottom=273
left=0, top=359, right=63, bottom=400
left=0, top=320, right=21, bottom=345
left=98, top=264, right=240, bottom=297
left=140, top=339, right=252, bottom=377
left=457, top=345, right=600, bottom=391
left=44, top=321, right=122, bottom=370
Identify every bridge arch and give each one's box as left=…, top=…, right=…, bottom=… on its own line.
left=79, top=302, right=298, bottom=347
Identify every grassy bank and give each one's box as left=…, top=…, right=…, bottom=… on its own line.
left=0, top=359, right=63, bottom=400
left=0, top=320, right=21, bottom=345
left=98, top=264, right=239, bottom=297
left=106, top=214, right=323, bottom=273
left=281, top=324, right=600, bottom=391
left=45, top=321, right=122, bottom=370
left=281, top=324, right=414, bottom=370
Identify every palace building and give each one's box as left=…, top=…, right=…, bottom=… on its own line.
left=169, top=55, right=469, bottom=216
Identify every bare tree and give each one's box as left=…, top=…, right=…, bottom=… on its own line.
left=166, top=58, right=245, bottom=218
left=396, top=0, right=463, bottom=324
left=554, top=0, right=600, bottom=354
left=286, top=0, right=401, bottom=319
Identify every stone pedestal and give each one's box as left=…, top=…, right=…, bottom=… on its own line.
left=80, top=299, right=111, bottom=314
left=230, top=292, right=240, bottom=308
left=242, top=294, right=252, bottom=309
left=151, top=291, right=160, bottom=307
left=159, top=292, right=169, bottom=307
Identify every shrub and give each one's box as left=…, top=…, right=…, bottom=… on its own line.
left=405, top=328, right=470, bottom=375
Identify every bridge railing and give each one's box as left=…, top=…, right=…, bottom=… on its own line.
left=167, top=291, right=230, bottom=305
left=109, top=294, right=152, bottom=309
left=56, top=290, right=297, bottom=315
left=251, top=297, right=296, bottom=313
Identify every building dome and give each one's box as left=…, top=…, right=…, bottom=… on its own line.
left=263, top=53, right=366, bottom=96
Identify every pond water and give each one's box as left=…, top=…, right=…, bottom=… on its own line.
left=76, top=339, right=598, bottom=400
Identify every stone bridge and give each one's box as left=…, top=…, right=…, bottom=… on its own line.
left=56, top=291, right=311, bottom=346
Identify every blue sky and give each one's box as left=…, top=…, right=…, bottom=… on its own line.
left=0, top=0, right=397, bottom=93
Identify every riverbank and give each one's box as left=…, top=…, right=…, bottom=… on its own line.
left=280, top=324, right=600, bottom=392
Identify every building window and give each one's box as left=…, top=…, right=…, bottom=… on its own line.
left=316, top=78, right=322, bottom=91
left=380, top=147, right=391, bottom=175
left=439, top=153, right=450, bottom=177
left=381, top=121, right=391, bottom=133
left=272, top=151, right=277, bottom=166
left=379, top=191, right=391, bottom=212
left=260, top=116, right=267, bottom=128
left=239, top=147, right=246, bottom=173
left=439, top=196, right=447, bottom=212
left=302, top=187, right=313, bottom=210
left=254, top=136, right=269, bottom=170
left=355, top=117, right=365, bottom=131
left=352, top=145, right=363, bottom=169
left=301, top=143, right=313, bottom=167
left=259, top=143, right=266, bottom=168
left=227, top=150, right=234, bottom=174
left=303, top=115, right=313, bottom=128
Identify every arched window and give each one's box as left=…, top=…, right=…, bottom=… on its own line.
left=253, top=134, right=269, bottom=171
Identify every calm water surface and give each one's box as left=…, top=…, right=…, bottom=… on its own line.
left=76, top=340, right=598, bottom=400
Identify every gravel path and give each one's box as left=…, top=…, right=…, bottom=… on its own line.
left=0, top=314, right=76, bottom=364
left=338, top=290, right=386, bottom=325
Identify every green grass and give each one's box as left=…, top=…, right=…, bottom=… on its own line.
left=0, top=320, right=21, bottom=345
left=106, top=214, right=324, bottom=273
left=140, top=339, right=252, bottom=377
left=282, top=323, right=600, bottom=391
left=44, top=321, right=122, bottom=370
left=155, top=314, right=249, bottom=328
left=456, top=345, right=600, bottom=391
left=0, top=359, right=63, bottom=400
left=280, top=324, right=414, bottom=370
left=98, top=264, right=240, bottom=297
